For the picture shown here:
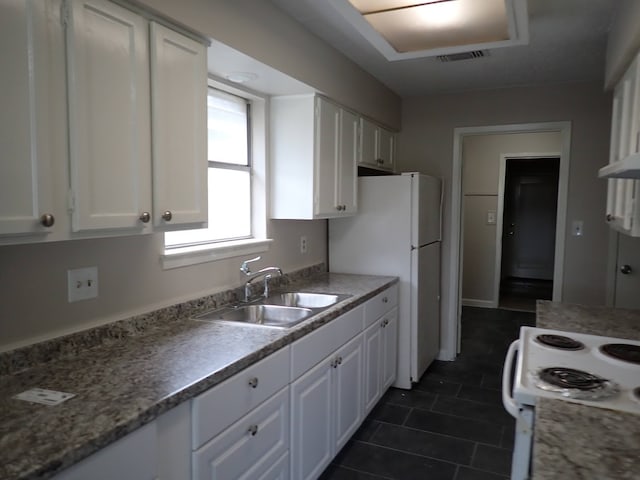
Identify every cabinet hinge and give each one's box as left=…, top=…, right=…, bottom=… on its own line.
left=60, top=1, right=70, bottom=28
left=67, top=190, right=76, bottom=213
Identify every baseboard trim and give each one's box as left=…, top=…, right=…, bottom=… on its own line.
left=461, top=298, right=495, bottom=308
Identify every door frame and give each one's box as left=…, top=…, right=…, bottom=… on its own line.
left=447, top=122, right=571, bottom=359
left=493, top=153, right=561, bottom=307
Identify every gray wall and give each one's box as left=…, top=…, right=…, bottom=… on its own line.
left=398, top=82, right=612, bottom=351
left=0, top=0, right=401, bottom=351
left=461, top=132, right=562, bottom=304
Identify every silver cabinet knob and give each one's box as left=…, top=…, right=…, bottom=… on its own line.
left=620, top=264, right=632, bottom=275
left=247, top=424, right=258, bottom=436
left=161, top=211, right=172, bottom=221
left=139, top=212, right=151, bottom=223
left=606, top=214, right=614, bottom=222
left=40, top=213, right=55, bottom=227
left=248, top=377, right=259, bottom=388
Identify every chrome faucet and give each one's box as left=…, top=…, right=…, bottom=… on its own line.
left=240, top=256, right=283, bottom=302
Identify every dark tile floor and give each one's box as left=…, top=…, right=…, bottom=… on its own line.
left=320, top=306, right=535, bottom=480
left=499, top=277, right=552, bottom=312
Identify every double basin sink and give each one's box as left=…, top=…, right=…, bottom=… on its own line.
left=193, top=292, right=351, bottom=329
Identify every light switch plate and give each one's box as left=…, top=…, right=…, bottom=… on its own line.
left=14, top=388, right=76, bottom=406
left=572, top=220, right=584, bottom=236
left=487, top=211, right=497, bottom=225
left=68, top=266, right=98, bottom=302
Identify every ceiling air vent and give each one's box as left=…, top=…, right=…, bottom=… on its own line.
left=437, top=50, right=487, bottom=62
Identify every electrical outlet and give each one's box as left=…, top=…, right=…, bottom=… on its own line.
left=68, top=266, right=98, bottom=302
left=300, top=236, right=308, bottom=254
left=572, top=220, right=584, bottom=237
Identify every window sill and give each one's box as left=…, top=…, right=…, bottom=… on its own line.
left=162, top=238, right=273, bottom=270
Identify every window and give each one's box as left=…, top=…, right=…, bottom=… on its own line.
left=165, top=88, right=251, bottom=247
left=162, top=83, right=270, bottom=269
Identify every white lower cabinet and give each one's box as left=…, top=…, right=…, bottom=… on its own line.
left=290, top=334, right=364, bottom=480
left=363, top=288, right=399, bottom=415
left=51, top=288, right=399, bottom=480
left=53, top=422, right=159, bottom=480
left=193, top=387, right=290, bottom=480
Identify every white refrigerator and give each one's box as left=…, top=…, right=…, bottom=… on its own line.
left=329, top=173, right=442, bottom=389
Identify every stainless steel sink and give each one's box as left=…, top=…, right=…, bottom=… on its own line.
left=193, top=304, right=313, bottom=328
left=264, top=292, right=347, bottom=309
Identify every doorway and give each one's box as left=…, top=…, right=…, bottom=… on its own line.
left=444, top=122, right=571, bottom=361
left=498, top=157, right=559, bottom=311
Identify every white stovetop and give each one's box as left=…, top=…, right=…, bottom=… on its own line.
left=514, top=326, right=640, bottom=414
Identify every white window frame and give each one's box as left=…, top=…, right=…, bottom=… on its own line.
left=161, top=78, right=271, bottom=269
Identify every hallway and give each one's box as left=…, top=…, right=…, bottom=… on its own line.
left=320, top=306, right=536, bottom=480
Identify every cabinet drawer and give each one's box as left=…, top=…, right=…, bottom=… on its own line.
left=290, top=304, right=364, bottom=380
left=192, top=347, right=290, bottom=448
left=364, top=285, right=398, bottom=328
left=193, top=387, right=289, bottom=480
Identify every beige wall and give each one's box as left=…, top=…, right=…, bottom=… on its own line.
left=398, top=82, right=612, bottom=350
left=0, top=221, right=326, bottom=351
left=461, top=132, right=562, bottom=304
left=139, top=0, right=401, bottom=129
left=605, top=0, right=640, bottom=89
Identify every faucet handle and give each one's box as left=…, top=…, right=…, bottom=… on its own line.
left=241, top=256, right=261, bottom=275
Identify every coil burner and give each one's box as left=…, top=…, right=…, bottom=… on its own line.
left=534, top=367, right=619, bottom=400
left=535, top=334, right=585, bottom=351
left=600, top=344, right=640, bottom=366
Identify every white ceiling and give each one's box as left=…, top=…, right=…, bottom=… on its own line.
left=268, top=0, right=619, bottom=97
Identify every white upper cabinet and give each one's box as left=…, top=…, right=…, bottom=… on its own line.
left=359, top=117, right=395, bottom=172
left=66, top=0, right=152, bottom=233
left=0, top=0, right=54, bottom=237
left=601, top=53, right=640, bottom=236
left=150, top=22, right=208, bottom=230
left=1, top=0, right=208, bottom=243
left=271, top=95, right=358, bottom=219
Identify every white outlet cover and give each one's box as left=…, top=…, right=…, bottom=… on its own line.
left=68, top=266, right=99, bottom=302
left=14, top=388, right=76, bottom=406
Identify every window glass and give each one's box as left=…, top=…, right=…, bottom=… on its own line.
left=165, top=87, right=251, bottom=248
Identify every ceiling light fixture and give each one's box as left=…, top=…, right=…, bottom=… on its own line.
left=333, top=0, right=528, bottom=61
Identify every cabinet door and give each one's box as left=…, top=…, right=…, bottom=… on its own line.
left=606, top=56, right=640, bottom=235
left=193, top=388, right=289, bottom=480
left=359, top=118, right=377, bottom=168
left=334, top=334, right=364, bottom=452
left=290, top=358, right=333, bottom=480
left=381, top=309, right=398, bottom=391
left=377, top=128, right=395, bottom=171
left=150, top=22, right=207, bottom=230
left=66, top=0, right=152, bottom=232
left=363, top=321, right=382, bottom=415
left=338, top=109, right=358, bottom=214
left=314, top=97, right=340, bottom=217
left=0, top=0, right=54, bottom=236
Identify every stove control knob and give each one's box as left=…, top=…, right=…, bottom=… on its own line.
left=620, top=264, right=632, bottom=275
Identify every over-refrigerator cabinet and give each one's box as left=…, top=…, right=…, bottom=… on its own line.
left=329, top=173, right=442, bottom=389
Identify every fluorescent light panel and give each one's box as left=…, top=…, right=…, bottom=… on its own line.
left=348, top=0, right=509, bottom=53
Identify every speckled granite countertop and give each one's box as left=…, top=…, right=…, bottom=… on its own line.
left=532, top=301, right=640, bottom=480
left=0, top=271, right=397, bottom=480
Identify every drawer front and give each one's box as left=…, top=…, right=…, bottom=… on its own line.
left=193, top=387, right=290, bottom=480
left=192, top=346, right=290, bottom=448
left=290, top=304, right=364, bottom=380
left=364, top=285, right=398, bottom=328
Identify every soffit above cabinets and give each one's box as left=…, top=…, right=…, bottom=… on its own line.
left=329, top=0, right=528, bottom=61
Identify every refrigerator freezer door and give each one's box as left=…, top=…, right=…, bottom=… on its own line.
left=411, top=242, right=441, bottom=381
left=411, top=174, right=442, bottom=247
